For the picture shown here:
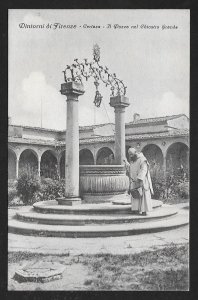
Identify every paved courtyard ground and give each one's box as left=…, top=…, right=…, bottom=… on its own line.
left=8, top=203, right=189, bottom=291
left=8, top=225, right=189, bottom=255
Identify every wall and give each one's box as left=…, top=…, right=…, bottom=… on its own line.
left=79, top=128, right=94, bottom=139
left=125, top=122, right=167, bottom=135
left=167, top=116, right=189, bottom=130
left=8, top=126, right=23, bottom=137
left=22, top=127, right=59, bottom=141
left=93, top=124, right=114, bottom=137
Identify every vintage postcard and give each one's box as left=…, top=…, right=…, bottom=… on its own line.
left=8, top=9, right=189, bottom=291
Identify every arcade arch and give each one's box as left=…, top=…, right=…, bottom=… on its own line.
left=166, top=142, right=189, bottom=176
left=19, top=149, right=38, bottom=176
left=40, top=150, right=58, bottom=179
left=79, top=149, right=94, bottom=165
left=96, top=147, right=115, bottom=165
left=142, top=144, right=164, bottom=176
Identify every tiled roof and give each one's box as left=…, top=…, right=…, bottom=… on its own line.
left=8, top=128, right=189, bottom=146
left=9, top=124, right=61, bottom=133
left=126, top=114, right=188, bottom=126
left=10, top=114, right=188, bottom=132
left=126, top=128, right=189, bottom=141
left=9, top=123, right=115, bottom=133
left=79, top=123, right=114, bottom=131
left=8, top=137, right=57, bottom=146
left=80, top=129, right=189, bottom=144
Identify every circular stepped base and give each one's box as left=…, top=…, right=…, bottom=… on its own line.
left=8, top=199, right=189, bottom=238
left=8, top=209, right=188, bottom=238
left=15, top=205, right=178, bottom=226
left=33, top=199, right=163, bottom=215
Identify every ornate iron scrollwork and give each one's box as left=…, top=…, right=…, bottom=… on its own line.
left=63, top=44, right=127, bottom=107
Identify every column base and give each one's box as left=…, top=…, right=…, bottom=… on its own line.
left=56, top=197, right=82, bottom=206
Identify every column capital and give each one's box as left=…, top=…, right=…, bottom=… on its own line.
left=109, top=95, right=130, bottom=109
left=60, top=81, right=85, bottom=100
left=114, top=106, right=126, bottom=113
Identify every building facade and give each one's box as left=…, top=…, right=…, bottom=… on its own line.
left=8, top=114, right=189, bottom=180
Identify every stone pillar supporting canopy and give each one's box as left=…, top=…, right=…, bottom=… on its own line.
left=57, top=81, right=85, bottom=205
left=110, top=95, right=130, bottom=165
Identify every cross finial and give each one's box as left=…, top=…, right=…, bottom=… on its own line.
left=93, top=44, right=100, bottom=62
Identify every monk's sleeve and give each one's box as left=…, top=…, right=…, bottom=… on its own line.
left=137, top=161, right=148, bottom=181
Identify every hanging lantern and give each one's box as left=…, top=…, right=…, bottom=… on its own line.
left=93, top=80, right=103, bottom=107
left=94, top=90, right=103, bottom=107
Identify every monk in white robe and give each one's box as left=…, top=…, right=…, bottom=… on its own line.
left=124, top=148, right=154, bottom=215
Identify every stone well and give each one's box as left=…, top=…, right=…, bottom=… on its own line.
left=79, top=165, right=129, bottom=203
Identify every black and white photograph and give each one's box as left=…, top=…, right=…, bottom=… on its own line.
left=8, top=9, right=189, bottom=291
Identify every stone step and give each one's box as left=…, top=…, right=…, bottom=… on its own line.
left=15, top=205, right=178, bottom=226
left=8, top=209, right=188, bottom=238
left=33, top=199, right=163, bottom=215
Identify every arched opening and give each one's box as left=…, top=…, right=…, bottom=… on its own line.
left=8, top=149, right=16, bottom=179
left=40, top=150, right=58, bottom=179
left=96, top=147, right=114, bottom=165
left=79, top=149, right=94, bottom=165
left=142, top=144, right=163, bottom=177
left=166, top=142, right=189, bottom=177
left=19, top=149, right=38, bottom=176
left=60, top=151, right=65, bottom=179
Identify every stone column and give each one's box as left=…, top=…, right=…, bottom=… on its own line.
left=58, top=81, right=85, bottom=205
left=38, top=157, right=41, bottom=177
left=93, top=150, right=97, bottom=165
left=110, top=95, right=129, bottom=165
left=57, top=157, right=61, bottom=180
left=163, top=155, right=167, bottom=177
left=16, top=157, right=19, bottom=179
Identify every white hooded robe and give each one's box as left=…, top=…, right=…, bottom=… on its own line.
left=125, top=153, right=154, bottom=212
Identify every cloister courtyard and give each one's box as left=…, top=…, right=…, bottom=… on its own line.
left=8, top=113, right=189, bottom=181
left=8, top=112, right=189, bottom=291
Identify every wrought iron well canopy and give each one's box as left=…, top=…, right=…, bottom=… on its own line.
left=63, top=44, right=127, bottom=107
